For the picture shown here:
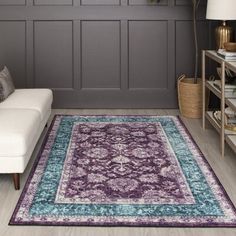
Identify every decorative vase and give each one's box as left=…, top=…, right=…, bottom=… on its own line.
left=178, top=75, right=202, bottom=119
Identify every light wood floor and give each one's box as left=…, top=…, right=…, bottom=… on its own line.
left=1, top=109, right=236, bottom=236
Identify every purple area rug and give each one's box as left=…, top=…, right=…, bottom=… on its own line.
left=10, top=115, right=236, bottom=227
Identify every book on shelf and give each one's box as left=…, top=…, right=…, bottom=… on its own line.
left=212, top=80, right=236, bottom=97
left=214, top=89, right=236, bottom=98
left=217, top=56, right=236, bottom=61
left=224, top=91, right=236, bottom=98
left=217, top=49, right=236, bottom=61
left=227, top=118, right=236, bottom=124
left=213, top=80, right=236, bottom=90
left=217, top=54, right=236, bottom=61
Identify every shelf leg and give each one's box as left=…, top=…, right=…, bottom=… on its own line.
left=202, top=50, right=206, bottom=130
left=220, top=61, right=225, bottom=158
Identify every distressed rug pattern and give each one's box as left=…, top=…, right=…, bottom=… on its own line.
left=10, top=115, right=236, bottom=227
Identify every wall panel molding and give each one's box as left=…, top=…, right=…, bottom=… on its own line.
left=128, top=20, right=168, bottom=89
left=73, top=20, right=81, bottom=90
left=0, top=0, right=26, bottom=5
left=26, top=20, right=34, bottom=88
left=81, top=21, right=121, bottom=89
left=128, top=0, right=167, bottom=6
left=81, top=0, right=120, bottom=5
left=34, top=0, right=73, bottom=5
left=120, top=20, right=128, bottom=90
left=175, top=0, right=206, bottom=6
left=33, top=21, right=73, bottom=89
left=0, top=21, right=26, bottom=88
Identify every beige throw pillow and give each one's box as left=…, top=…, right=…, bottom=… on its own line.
left=0, top=66, right=15, bottom=102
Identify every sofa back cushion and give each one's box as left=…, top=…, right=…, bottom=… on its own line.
left=0, top=66, right=15, bottom=102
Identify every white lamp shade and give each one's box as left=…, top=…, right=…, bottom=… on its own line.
left=206, top=0, right=236, bottom=20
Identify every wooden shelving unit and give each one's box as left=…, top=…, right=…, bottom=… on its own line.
left=202, top=50, right=236, bottom=157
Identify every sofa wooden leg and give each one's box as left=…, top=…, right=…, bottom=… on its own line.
left=12, top=173, right=20, bottom=190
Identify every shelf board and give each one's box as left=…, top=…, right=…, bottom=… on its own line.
left=226, top=135, right=236, bottom=153
left=226, top=61, right=236, bottom=74
left=206, top=81, right=221, bottom=99
left=206, top=111, right=221, bottom=134
left=227, top=98, right=236, bottom=112
left=206, top=111, right=236, bottom=153
left=205, top=50, right=224, bottom=64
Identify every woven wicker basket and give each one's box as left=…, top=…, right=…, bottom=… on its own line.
left=178, top=75, right=202, bottom=119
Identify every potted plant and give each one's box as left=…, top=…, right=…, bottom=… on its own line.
left=177, top=0, right=202, bottom=119
left=150, top=0, right=202, bottom=118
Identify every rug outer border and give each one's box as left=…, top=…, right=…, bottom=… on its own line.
left=8, top=114, right=236, bottom=228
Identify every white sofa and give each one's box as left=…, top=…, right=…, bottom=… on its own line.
left=0, top=89, right=53, bottom=190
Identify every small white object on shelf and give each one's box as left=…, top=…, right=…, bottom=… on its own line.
left=225, top=107, right=236, bottom=118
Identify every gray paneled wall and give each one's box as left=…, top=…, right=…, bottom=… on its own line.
left=129, top=21, right=168, bottom=89
left=0, top=0, right=210, bottom=108
left=81, top=21, right=121, bottom=89
left=34, top=21, right=73, bottom=89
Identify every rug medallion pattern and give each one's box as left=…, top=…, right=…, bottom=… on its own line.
left=10, top=115, right=236, bottom=227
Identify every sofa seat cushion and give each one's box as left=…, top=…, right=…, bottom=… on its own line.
left=0, top=89, right=53, bottom=121
left=0, top=109, right=41, bottom=157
